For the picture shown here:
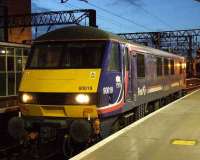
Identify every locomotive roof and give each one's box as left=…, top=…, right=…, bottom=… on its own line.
left=35, top=26, right=125, bottom=42
left=34, top=26, right=184, bottom=60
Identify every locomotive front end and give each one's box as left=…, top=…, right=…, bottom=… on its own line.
left=19, top=69, right=100, bottom=120
left=16, top=40, right=106, bottom=148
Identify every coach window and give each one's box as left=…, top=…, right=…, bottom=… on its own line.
left=108, top=43, right=120, bottom=71
left=179, top=62, right=182, bottom=74
left=0, top=47, right=6, bottom=96
left=156, top=57, right=162, bottom=76
left=7, top=48, right=14, bottom=71
left=16, top=48, right=22, bottom=56
left=164, top=58, right=169, bottom=75
left=23, top=48, right=29, bottom=56
left=0, top=56, right=5, bottom=70
left=8, top=73, right=15, bottom=95
left=137, top=54, right=145, bottom=77
left=0, top=47, right=5, bottom=71
left=0, top=73, right=6, bottom=96
left=7, top=48, right=15, bottom=95
left=170, top=60, right=175, bottom=75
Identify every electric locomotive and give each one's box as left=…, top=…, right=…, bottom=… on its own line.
left=10, top=26, right=186, bottom=156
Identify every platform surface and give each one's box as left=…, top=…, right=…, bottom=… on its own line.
left=71, top=89, right=200, bottom=160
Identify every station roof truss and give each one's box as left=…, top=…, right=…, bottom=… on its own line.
left=118, top=29, right=200, bottom=58
left=0, top=9, right=97, bottom=28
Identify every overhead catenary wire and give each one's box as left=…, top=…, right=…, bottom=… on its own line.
left=131, top=3, right=174, bottom=30
left=60, top=1, right=189, bottom=32
left=65, top=2, right=140, bottom=32
left=85, top=2, right=152, bottom=31
left=97, top=14, right=131, bottom=32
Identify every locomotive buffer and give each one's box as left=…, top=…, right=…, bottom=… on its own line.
left=70, top=89, right=200, bottom=160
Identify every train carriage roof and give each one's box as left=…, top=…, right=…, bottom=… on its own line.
left=0, top=41, right=30, bottom=48
left=35, top=26, right=184, bottom=60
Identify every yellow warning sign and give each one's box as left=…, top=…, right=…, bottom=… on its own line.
left=171, top=139, right=197, bottom=146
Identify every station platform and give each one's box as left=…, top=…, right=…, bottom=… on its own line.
left=71, top=89, right=200, bottom=160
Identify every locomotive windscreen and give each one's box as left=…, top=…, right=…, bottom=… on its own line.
left=27, top=41, right=106, bottom=69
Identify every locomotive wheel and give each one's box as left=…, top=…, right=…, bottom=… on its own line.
left=63, top=135, right=74, bottom=158
left=63, top=135, right=87, bottom=158
left=160, top=98, right=166, bottom=107
left=134, top=105, right=145, bottom=120
left=111, top=117, right=126, bottom=134
left=154, top=101, right=160, bottom=111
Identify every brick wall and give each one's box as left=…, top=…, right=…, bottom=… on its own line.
left=7, top=0, right=32, bottom=43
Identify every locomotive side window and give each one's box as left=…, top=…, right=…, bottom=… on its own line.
left=170, top=60, right=175, bottom=75
left=124, top=47, right=129, bottom=71
left=164, top=58, right=169, bottom=75
left=137, top=54, right=145, bottom=78
left=108, top=43, right=120, bottom=72
left=156, top=57, right=162, bottom=76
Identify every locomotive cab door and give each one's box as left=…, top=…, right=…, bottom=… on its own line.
left=123, top=47, right=129, bottom=100
left=124, top=48, right=137, bottom=102
left=129, top=53, right=137, bottom=101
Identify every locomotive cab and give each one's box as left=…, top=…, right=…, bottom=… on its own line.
left=19, top=40, right=125, bottom=119
left=19, top=41, right=107, bottom=119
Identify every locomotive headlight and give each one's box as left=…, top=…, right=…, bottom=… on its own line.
left=20, top=93, right=35, bottom=104
left=75, top=94, right=90, bottom=104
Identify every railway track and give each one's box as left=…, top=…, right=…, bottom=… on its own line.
left=186, top=78, right=200, bottom=92
left=0, top=140, right=61, bottom=160
left=0, top=144, right=21, bottom=160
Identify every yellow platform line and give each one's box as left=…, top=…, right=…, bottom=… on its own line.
left=171, top=139, right=197, bottom=146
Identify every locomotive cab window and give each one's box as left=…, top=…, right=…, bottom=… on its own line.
left=156, top=57, right=162, bottom=76
left=137, top=54, right=145, bottom=78
left=164, top=58, right=169, bottom=75
left=27, top=41, right=106, bottom=69
left=108, top=42, right=120, bottom=72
